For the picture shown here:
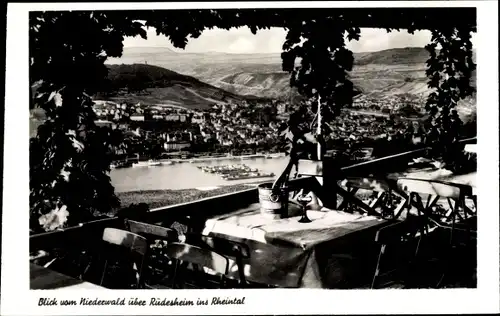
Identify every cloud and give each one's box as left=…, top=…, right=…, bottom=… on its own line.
left=184, top=27, right=287, bottom=53
left=346, top=29, right=435, bottom=52
left=227, top=37, right=255, bottom=53
left=123, top=26, right=476, bottom=53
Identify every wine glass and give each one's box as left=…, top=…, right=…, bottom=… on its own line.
left=297, top=194, right=313, bottom=223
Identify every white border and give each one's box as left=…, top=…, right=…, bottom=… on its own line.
left=2, top=1, right=499, bottom=315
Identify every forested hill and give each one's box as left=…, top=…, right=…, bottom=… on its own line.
left=96, top=64, right=269, bottom=108
left=104, top=63, right=201, bottom=90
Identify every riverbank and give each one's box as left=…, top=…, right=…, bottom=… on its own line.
left=115, top=153, right=286, bottom=165
left=116, top=183, right=255, bottom=210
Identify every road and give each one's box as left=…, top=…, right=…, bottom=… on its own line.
left=345, top=109, right=390, bottom=117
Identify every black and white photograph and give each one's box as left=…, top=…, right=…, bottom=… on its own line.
left=2, top=1, right=499, bottom=315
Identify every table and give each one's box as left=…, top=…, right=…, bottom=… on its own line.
left=394, top=167, right=476, bottom=195
left=30, top=263, right=104, bottom=289
left=202, top=203, right=389, bottom=288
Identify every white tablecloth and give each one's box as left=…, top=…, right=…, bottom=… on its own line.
left=202, top=203, right=388, bottom=288
left=203, top=205, right=381, bottom=249
left=402, top=168, right=476, bottom=195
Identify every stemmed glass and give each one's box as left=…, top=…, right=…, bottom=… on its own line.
left=297, top=194, right=313, bottom=223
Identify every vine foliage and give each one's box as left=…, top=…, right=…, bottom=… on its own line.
left=29, top=9, right=476, bottom=231
left=424, top=28, right=476, bottom=170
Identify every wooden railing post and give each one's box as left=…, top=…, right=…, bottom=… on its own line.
left=321, top=157, right=339, bottom=209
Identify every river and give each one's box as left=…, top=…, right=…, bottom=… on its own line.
left=110, top=157, right=290, bottom=192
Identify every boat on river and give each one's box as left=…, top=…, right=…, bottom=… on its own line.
left=198, top=164, right=258, bottom=174
left=110, top=161, right=132, bottom=169
left=223, top=172, right=275, bottom=181
left=132, top=159, right=162, bottom=167
left=266, top=153, right=285, bottom=159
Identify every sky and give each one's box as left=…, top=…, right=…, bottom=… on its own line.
left=123, top=27, right=477, bottom=54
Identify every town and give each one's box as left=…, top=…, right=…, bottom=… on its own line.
left=92, top=93, right=431, bottom=164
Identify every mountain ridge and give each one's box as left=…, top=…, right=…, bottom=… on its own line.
left=107, top=46, right=476, bottom=99
left=115, top=46, right=477, bottom=65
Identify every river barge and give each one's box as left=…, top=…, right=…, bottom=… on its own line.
left=222, top=172, right=275, bottom=180
left=198, top=164, right=257, bottom=174
left=197, top=164, right=275, bottom=180
left=132, top=159, right=162, bottom=167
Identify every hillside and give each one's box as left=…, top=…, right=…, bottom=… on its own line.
left=355, top=47, right=477, bottom=66
left=98, top=64, right=266, bottom=109
left=107, top=47, right=477, bottom=100
left=217, top=71, right=292, bottom=99
left=355, top=47, right=433, bottom=65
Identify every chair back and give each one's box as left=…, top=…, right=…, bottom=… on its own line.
left=102, top=228, right=148, bottom=256
left=397, top=178, right=472, bottom=199
left=396, top=177, right=476, bottom=250
left=185, top=234, right=250, bottom=259
left=397, top=178, right=475, bottom=219
left=165, top=242, right=229, bottom=276
left=336, top=176, right=407, bottom=219
left=100, top=228, right=148, bottom=288
left=342, top=177, right=393, bottom=193
left=124, top=221, right=182, bottom=289
left=125, top=220, right=179, bottom=243
left=371, top=217, right=425, bottom=289
left=184, top=234, right=250, bottom=286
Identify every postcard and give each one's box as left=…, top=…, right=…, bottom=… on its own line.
left=2, top=1, right=499, bottom=315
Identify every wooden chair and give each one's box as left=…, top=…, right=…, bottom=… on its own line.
left=124, top=220, right=179, bottom=287
left=184, top=233, right=250, bottom=288
left=337, top=176, right=408, bottom=219
left=165, top=242, right=230, bottom=289
left=397, top=178, right=476, bottom=242
left=126, top=220, right=179, bottom=242
left=100, top=228, right=148, bottom=289
left=371, top=215, right=426, bottom=289
left=396, top=178, right=477, bottom=287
